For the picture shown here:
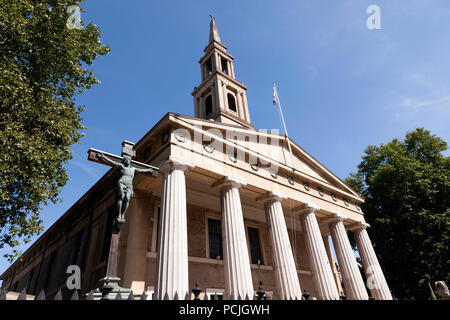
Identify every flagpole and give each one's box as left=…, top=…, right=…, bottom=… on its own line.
left=274, top=83, right=296, bottom=171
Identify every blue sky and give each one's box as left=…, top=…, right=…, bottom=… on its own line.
left=1, top=0, right=450, bottom=277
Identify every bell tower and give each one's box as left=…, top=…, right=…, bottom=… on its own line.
left=192, top=16, right=252, bottom=127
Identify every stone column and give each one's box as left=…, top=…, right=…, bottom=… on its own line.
left=237, top=92, right=244, bottom=119
left=243, top=94, right=250, bottom=123
left=214, top=52, right=221, bottom=71
left=258, top=192, right=302, bottom=300
left=352, top=222, right=392, bottom=300
left=323, top=235, right=344, bottom=296
left=154, top=157, right=193, bottom=300
left=329, top=215, right=369, bottom=300
left=213, top=177, right=254, bottom=299
left=297, top=204, right=339, bottom=300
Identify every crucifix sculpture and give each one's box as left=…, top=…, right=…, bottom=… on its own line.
left=88, top=141, right=157, bottom=231
left=87, top=140, right=158, bottom=299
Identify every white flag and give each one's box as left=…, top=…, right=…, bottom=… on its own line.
left=273, top=84, right=278, bottom=106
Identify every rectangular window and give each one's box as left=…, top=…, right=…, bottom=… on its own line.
left=247, top=227, right=263, bottom=265
left=208, top=218, right=223, bottom=259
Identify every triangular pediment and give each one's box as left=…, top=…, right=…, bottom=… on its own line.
left=167, top=113, right=362, bottom=200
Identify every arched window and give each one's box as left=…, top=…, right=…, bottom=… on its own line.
left=227, top=93, right=236, bottom=112
left=205, top=95, right=213, bottom=117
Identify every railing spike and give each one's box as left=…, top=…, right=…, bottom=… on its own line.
left=174, top=291, right=179, bottom=300
left=140, top=291, right=147, bottom=300
left=54, top=289, right=62, bottom=300
left=87, top=290, right=94, bottom=300
left=0, top=288, right=8, bottom=300
left=128, top=291, right=135, bottom=300
left=71, top=290, right=79, bottom=300
left=35, top=289, right=46, bottom=300
left=115, top=292, right=122, bottom=300
left=17, top=288, right=27, bottom=300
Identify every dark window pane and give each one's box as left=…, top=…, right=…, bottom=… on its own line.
left=248, top=227, right=263, bottom=265
left=221, top=57, right=228, bottom=75
left=227, top=93, right=236, bottom=112
left=205, top=95, right=213, bottom=116
left=205, top=58, right=213, bottom=75
left=208, top=218, right=223, bottom=259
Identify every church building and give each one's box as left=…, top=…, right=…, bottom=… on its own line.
left=0, top=18, right=392, bottom=300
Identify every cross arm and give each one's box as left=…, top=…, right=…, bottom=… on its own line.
left=87, top=148, right=159, bottom=176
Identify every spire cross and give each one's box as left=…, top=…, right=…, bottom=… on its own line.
left=209, top=14, right=215, bottom=21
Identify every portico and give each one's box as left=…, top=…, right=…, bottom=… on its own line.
left=136, top=151, right=391, bottom=300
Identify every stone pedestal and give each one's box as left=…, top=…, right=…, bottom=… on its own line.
left=121, top=195, right=150, bottom=293
left=353, top=223, right=392, bottom=300
left=214, top=177, right=254, bottom=300
left=297, top=204, right=339, bottom=300
left=258, top=192, right=302, bottom=300
left=154, top=157, right=192, bottom=300
left=329, top=215, right=368, bottom=300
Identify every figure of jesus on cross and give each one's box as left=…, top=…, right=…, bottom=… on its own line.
left=97, top=152, right=154, bottom=226
left=88, top=141, right=158, bottom=230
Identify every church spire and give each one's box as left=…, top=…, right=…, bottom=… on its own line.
left=208, top=14, right=221, bottom=44
left=192, top=17, right=252, bottom=127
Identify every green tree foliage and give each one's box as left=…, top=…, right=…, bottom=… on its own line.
left=346, top=128, right=449, bottom=299
left=0, top=1, right=109, bottom=260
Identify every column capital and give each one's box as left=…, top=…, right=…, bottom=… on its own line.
left=324, top=213, right=347, bottom=225
left=212, top=176, right=246, bottom=191
left=295, top=202, right=320, bottom=217
left=349, top=221, right=370, bottom=231
left=159, top=155, right=194, bottom=173
left=256, top=191, right=286, bottom=205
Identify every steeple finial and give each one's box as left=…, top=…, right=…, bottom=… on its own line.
left=209, top=15, right=221, bottom=44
